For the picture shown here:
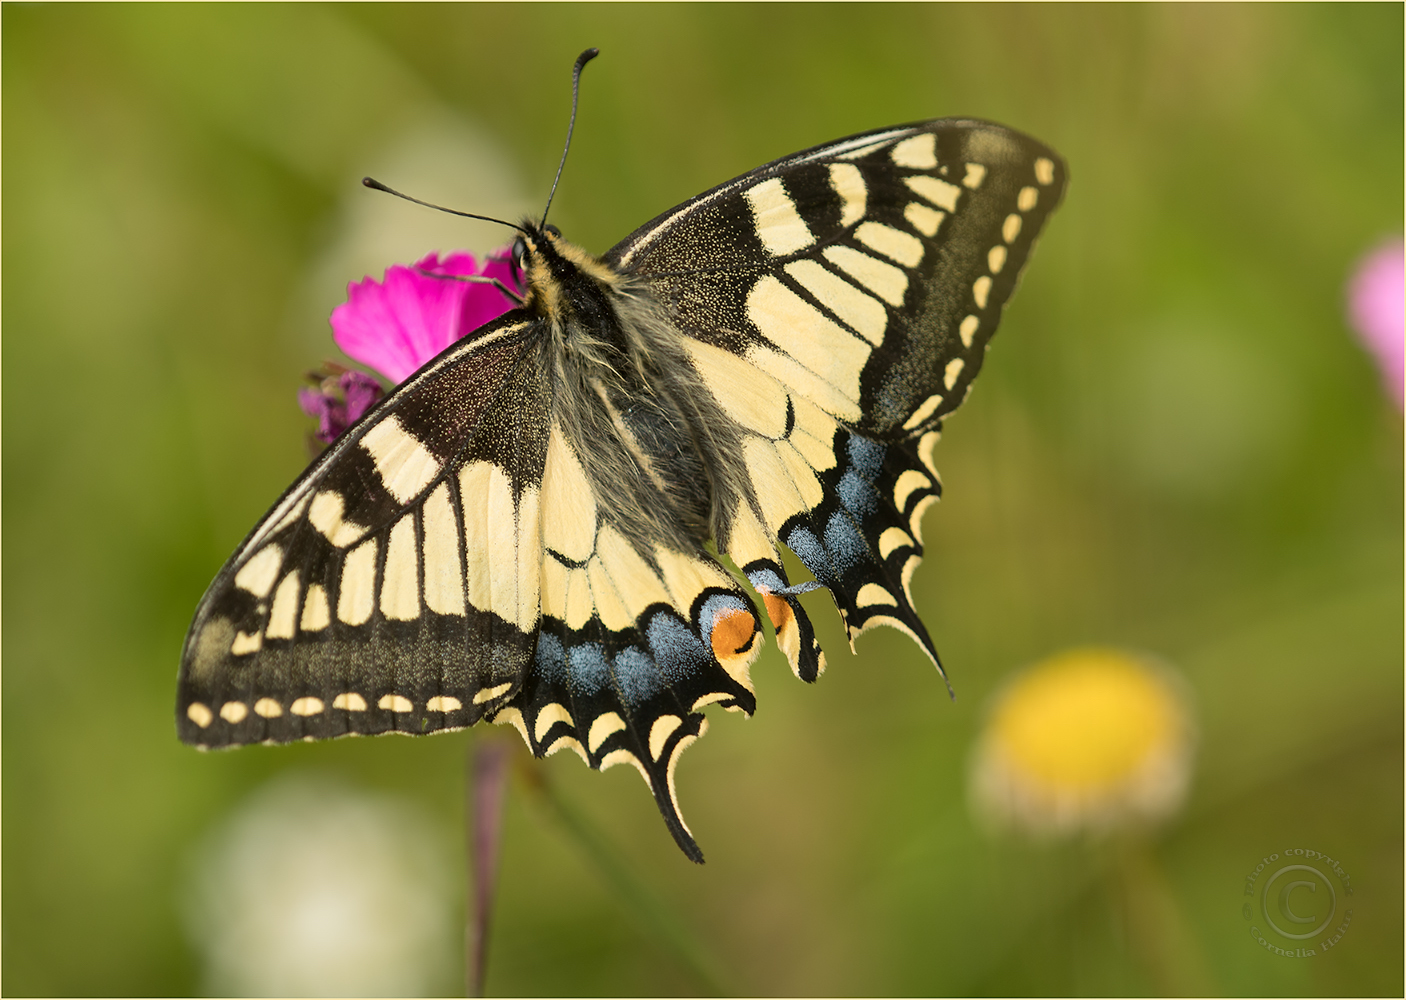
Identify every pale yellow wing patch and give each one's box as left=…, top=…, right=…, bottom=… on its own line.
left=459, top=460, right=541, bottom=631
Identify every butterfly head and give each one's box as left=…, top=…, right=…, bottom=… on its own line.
left=509, top=222, right=559, bottom=274
left=510, top=220, right=622, bottom=320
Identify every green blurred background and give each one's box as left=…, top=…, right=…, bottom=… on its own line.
left=4, top=4, right=1401, bottom=995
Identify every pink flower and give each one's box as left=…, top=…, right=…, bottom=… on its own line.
left=1347, top=238, right=1404, bottom=411
left=330, top=250, right=521, bottom=385
left=298, top=367, right=385, bottom=446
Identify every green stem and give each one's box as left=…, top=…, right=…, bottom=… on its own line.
left=466, top=739, right=510, bottom=997
left=519, top=761, right=731, bottom=996
left=1110, top=837, right=1217, bottom=996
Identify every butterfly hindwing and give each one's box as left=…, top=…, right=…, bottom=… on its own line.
left=669, top=345, right=946, bottom=677
left=521, top=539, right=761, bottom=860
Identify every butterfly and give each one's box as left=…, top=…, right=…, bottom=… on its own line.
left=177, top=63, right=1065, bottom=862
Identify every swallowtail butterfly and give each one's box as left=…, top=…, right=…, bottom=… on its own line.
left=178, top=53, right=1066, bottom=862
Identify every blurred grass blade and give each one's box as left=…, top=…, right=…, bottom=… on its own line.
left=1111, top=838, right=1217, bottom=997
left=467, top=739, right=510, bottom=997
left=519, top=761, right=731, bottom=996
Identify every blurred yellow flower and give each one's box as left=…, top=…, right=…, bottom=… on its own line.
left=970, top=648, right=1194, bottom=835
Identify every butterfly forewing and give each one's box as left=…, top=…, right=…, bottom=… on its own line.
left=613, top=119, right=1065, bottom=437
left=178, top=316, right=547, bottom=745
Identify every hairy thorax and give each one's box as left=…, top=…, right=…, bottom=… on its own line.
left=523, top=229, right=747, bottom=560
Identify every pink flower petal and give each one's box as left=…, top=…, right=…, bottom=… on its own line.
left=330, top=249, right=522, bottom=384
left=298, top=370, right=386, bottom=445
left=339, top=371, right=385, bottom=426
left=297, top=385, right=345, bottom=443
left=461, top=254, right=521, bottom=336
left=1347, top=238, right=1404, bottom=411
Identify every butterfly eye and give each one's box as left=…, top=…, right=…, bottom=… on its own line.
left=544, top=224, right=562, bottom=238
left=511, top=236, right=528, bottom=270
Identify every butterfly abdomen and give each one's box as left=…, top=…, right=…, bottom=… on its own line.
left=529, top=249, right=723, bottom=558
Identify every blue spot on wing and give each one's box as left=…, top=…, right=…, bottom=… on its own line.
left=838, top=470, right=879, bottom=518
left=745, top=564, right=787, bottom=592
left=645, top=612, right=712, bottom=686
left=847, top=434, right=886, bottom=479
left=535, top=631, right=566, bottom=685
left=613, top=645, right=660, bottom=706
left=823, top=510, right=868, bottom=573
left=567, top=641, right=611, bottom=696
left=786, top=525, right=826, bottom=571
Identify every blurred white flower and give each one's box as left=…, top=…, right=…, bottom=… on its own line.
left=970, top=648, right=1195, bottom=836
left=183, top=772, right=457, bottom=997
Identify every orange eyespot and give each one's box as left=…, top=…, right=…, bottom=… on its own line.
left=710, top=607, right=756, bottom=660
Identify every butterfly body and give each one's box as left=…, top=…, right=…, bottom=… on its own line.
left=178, top=118, right=1065, bottom=861
left=519, top=227, right=744, bottom=560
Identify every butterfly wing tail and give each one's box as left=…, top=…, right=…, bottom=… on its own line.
left=738, top=559, right=827, bottom=683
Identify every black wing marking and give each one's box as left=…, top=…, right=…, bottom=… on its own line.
left=519, top=546, right=762, bottom=862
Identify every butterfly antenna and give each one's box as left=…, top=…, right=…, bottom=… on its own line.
left=361, top=177, right=527, bottom=234
left=541, top=47, right=600, bottom=225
